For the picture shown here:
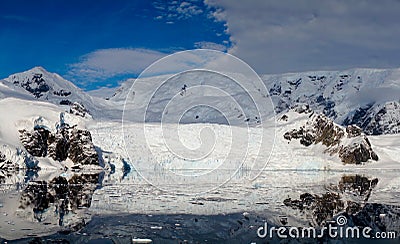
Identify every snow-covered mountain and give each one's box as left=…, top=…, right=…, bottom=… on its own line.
left=262, top=68, right=400, bottom=135
left=104, top=67, right=400, bottom=134
left=0, top=67, right=113, bottom=119
left=3, top=67, right=88, bottom=103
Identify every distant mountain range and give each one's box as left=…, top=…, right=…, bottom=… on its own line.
left=3, top=66, right=398, bottom=135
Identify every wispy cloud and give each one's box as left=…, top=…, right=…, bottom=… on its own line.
left=67, top=48, right=167, bottom=86
left=153, top=1, right=204, bottom=21
left=194, top=41, right=227, bottom=52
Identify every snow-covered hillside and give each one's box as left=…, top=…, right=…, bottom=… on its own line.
left=0, top=67, right=123, bottom=120
left=262, top=68, right=400, bottom=135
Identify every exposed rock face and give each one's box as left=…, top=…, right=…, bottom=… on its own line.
left=47, top=126, right=70, bottom=161
left=68, top=128, right=99, bottom=165
left=346, top=124, right=362, bottom=137
left=343, top=101, right=400, bottom=135
left=265, top=69, right=400, bottom=135
left=284, top=112, right=378, bottom=164
left=5, top=67, right=94, bottom=119
left=19, top=128, right=50, bottom=157
left=7, top=69, right=71, bottom=100
left=69, top=102, right=89, bottom=118
left=12, top=73, right=50, bottom=99
left=284, top=113, right=345, bottom=147
left=19, top=118, right=99, bottom=166
left=338, top=137, right=379, bottom=164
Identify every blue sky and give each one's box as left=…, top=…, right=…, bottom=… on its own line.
left=0, top=0, right=230, bottom=89
left=1, top=0, right=400, bottom=91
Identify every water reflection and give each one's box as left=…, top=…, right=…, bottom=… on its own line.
left=0, top=168, right=399, bottom=242
left=284, top=174, right=400, bottom=236
left=19, top=173, right=100, bottom=226
left=0, top=168, right=102, bottom=240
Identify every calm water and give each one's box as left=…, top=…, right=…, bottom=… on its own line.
left=0, top=168, right=399, bottom=243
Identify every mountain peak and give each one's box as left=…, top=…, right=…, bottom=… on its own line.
left=28, top=66, right=48, bottom=74
left=2, top=67, right=95, bottom=113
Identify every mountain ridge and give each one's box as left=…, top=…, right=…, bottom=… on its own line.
left=2, top=66, right=400, bottom=135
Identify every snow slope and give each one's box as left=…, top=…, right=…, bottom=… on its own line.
left=262, top=68, right=400, bottom=134
left=1, top=67, right=123, bottom=120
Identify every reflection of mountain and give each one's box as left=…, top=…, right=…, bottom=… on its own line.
left=284, top=175, right=400, bottom=235
left=19, top=173, right=101, bottom=227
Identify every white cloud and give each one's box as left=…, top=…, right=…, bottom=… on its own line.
left=205, top=0, right=400, bottom=74
left=194, top=41, right=227, bottom=52
left=154, top=0, right=204, bottom=21
left=68, top=48, right=167, bottom=84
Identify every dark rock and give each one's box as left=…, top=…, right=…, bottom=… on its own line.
left=339, top=137, right=379, bottom=164
left=68, top=128, right=98, bottom=165
left=344, top=101, right=400, bottom=135
left=284, top=113, right=378, bottom=164
left=0, top=151, right=15, bottom=170
left=12, top=73, right=51, bottom=99
left=19, top=119, right=99, bottom=166
left=53, top=90, right=71, bottom=97
left=346, top=124, right=362, bottom=137
left=59, top=100, right=72, bottom=105
left=19, top=128, right=50, bottom=157
left=279, top=114, right=288, bottom=121
left=69, top=102, right=89, bottom=118
left=47, top=127, right=70, bottom=162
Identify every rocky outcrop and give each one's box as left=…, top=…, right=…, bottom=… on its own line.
left=19, top=117, right=99, bottom=166
left=284, top=113, right=345, bottom=147
left=19, top=128, right=50, bottom=157
left=284, top=112, right=378, bottom=164
left=68, top=128, right=98, bottom=165
left=338, top=137, right=379, bottom=164
left=346, top=124, right=362, bottom=137
left=69, top=102, right=89, bottom=118
left=47, top=126, right=70, bottom=161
